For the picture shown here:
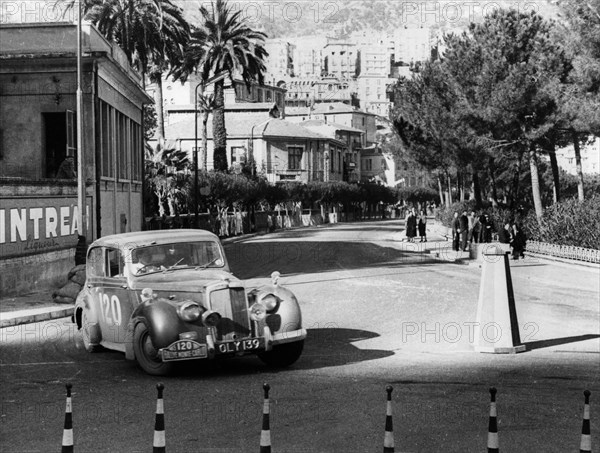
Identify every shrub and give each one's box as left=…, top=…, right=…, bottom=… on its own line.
left=523, top=195, right=600, bottom=250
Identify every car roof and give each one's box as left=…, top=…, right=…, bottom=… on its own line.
left=90, top=229, right=221, bottom=249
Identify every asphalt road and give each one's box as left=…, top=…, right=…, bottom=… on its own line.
left=1, top=220, right=599, bottom=452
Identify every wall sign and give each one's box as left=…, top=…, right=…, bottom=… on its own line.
left=0, top=196, right=92, bottom=259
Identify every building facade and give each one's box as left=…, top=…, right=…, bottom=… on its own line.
left=153, top=73, right=287, bottom=124
left=322, top=41, right=359, bottom=80
left=160, top=112, right=343, bottom=184
left=263, top=39, right=295, bottom=82
left=283, top=75, right=355, bottom=108
left=0, top=23, right=151, bottom=296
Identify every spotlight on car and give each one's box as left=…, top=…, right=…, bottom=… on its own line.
left=141, top=288, right=156, bottom=302
left=259, top=294, right=280, bottom=313
left=249, top=303, right=267, bottom=321
left=178, top=301, right=202, bottom=322
left=201, top=310, right=222, bottom=328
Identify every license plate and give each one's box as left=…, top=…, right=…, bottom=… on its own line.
left=216, top=338, right=263, bottom=355
left=161, top=340, right=207, bottom=361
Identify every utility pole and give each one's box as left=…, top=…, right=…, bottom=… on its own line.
left=76, top=0, right=85, bottom=239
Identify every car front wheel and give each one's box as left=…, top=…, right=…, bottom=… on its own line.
left=258, top=340, right=304, bottom=368
left=133, top=323, right=174, bottom=376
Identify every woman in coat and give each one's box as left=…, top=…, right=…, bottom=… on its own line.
left=418, top=210, right=427, bottom=242
left=406, top=209, right=417, bottom=242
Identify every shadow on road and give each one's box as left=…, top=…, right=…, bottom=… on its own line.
left=175, top=327, right=393, bottom=378
left=523, top=334, right=600, bottom=351
left=225, top=240, right=440, bottom=279
left=291, top=327, right=394, bottom=370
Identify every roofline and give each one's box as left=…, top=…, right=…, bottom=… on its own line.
left=91, top=229, right=220, bottom=248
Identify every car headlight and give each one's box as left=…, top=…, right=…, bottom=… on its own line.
left=178, top=301, right=202, bottom=322
left=249, top=303, right=267, bottom=322
left=259, top=294, right=280, bottom=313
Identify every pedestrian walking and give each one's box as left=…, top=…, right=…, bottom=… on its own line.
left=459, top=210, right=469, bottom=251
left=418, top=210, right=427, bottom=242
left=451, top=212, right=461, bottom=251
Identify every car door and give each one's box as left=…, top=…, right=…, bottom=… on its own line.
left=95, top=247, right=135, bottom=349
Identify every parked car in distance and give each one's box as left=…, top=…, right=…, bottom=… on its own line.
left=73, top=229, right=306, bottom=375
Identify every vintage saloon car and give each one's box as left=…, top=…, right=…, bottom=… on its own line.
left=73, top=230, right=306, bottom=375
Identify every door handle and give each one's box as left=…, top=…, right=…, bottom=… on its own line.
left=121, top=284, right=128, bottom=289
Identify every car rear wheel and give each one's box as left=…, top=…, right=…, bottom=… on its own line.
left=79, top=310, right=103, bottom=353
left=258, top=340, right=304, bottom=368
left=133, top=323, right=174, bottom=376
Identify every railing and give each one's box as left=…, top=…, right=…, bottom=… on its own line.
left=526, top=241, right=600, bottom=264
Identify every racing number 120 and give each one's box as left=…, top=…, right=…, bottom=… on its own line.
left=101, top=293, right=122, bottom=326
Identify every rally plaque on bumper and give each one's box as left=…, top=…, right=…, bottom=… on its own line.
left=161, top=340, right=208, bottom=361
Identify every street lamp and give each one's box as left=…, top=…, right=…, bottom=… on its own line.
left=250, top=118, right=271, bottom=177
left=76, top=0, right=85, bottom=239
left=194, top=81, right=204, bottom=228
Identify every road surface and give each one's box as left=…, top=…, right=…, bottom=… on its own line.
left=1, top=220, right=598, bottom=452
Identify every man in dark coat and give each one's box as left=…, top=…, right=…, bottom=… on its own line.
left=451, top=212, right=461, bottom=251
left=499, top=223, right=512, bottom=244
left=484, top=214, right=494, bottom=243
left=459, top=211, right=469, bottom=251
left=478, top=213, right=487, bottom=243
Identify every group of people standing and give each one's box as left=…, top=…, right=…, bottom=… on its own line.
left=451, top=210, right=527, bottom=259
left=405, top=209, right=428, bottom=242
left=452, top=211, right=495, bottom=251
left=499, top=221, right=527, bottom=260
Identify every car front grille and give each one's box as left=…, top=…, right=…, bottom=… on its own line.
left=209, top=288, right=251, bottom=341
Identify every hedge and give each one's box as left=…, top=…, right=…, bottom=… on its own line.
left=436, top=196, right=600, bottom=250
left=146, top=170, right=400, bottom=217
left=523, top=195, right=600, bottom=250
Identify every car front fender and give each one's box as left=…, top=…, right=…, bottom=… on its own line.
left=126, top=299, right=186, bottom=358
left=257, top=284, right=303, bottom=336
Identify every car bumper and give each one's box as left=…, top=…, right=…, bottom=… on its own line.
left=158, top=328, right=307, bottom=362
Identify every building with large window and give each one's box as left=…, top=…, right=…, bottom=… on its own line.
left=0, top=22, right=151, bottom=296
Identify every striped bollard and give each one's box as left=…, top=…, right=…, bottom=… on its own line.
left=383, top=385, right=394, bottom=453
left=61, top=383, right=74, bottom=453
left=487, top=387, right=499, bottom=453
left=260, top=383, right=271, bottom=453
left=153, top=383, right=166, bottom=453
left=580, top=390, right=591, bottom=453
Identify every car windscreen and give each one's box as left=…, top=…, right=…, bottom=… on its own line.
left=130, top=241, right=224, bottom=275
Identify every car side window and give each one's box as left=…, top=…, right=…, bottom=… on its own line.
left=87, top=247, right=104, bottom=277
left=106, top=249, right=123, bottom=278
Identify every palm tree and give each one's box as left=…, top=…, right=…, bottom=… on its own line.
left=65, top=0, right=190, bottom=142
left=181, top=0, right=268, bottom=171
left=145, top=142, right=191, bottom=217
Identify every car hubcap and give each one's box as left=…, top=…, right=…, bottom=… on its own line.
left=143, top=335, right=159, bottom=361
